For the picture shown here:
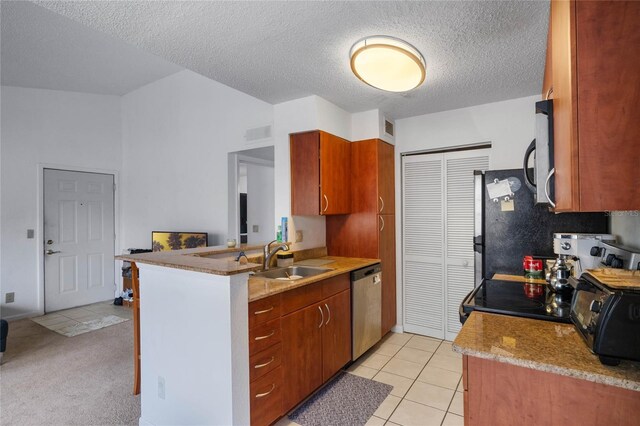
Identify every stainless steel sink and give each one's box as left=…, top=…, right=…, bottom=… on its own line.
left=252, top=266, right=332, bottom=280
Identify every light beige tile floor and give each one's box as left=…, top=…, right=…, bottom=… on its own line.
left=277, top=331, right=464, bottom=426
left=31, top=300, right=133, bottom=333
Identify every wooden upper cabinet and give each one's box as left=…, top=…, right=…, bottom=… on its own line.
left=351, top=139, right=396, bottom=214
left=290, top=130, right=351, bottom=216
left=549, top=0, right=640, bottom=212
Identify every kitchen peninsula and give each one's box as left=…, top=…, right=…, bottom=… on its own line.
left=116, top=245, right=378, bottom=426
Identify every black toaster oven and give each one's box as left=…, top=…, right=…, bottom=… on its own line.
left=570, top=273, right=640, bottom=365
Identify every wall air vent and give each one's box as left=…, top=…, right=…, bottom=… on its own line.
left=245, top=124, right=272, bottom=142
left=384, top=118, right=395, bottom=137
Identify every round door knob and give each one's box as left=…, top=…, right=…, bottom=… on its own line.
left=590, top=300, right=602, bottom=313
left=462, top=260, right=469, bottom=267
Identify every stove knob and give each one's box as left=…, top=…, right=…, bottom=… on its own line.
left=561, top=242, right=571, bottom=251
left=586, top=324, right=596, bottom=334
left=590, top=300, right=602, bottom=313
left=605, top=254, right=616, bottom=266
left=590, top=246, right=602, bottom=256
left=611, top=257, right=624, bottom=269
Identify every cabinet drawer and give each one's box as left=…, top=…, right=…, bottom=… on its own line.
left=322, top=273, right=350, bottom=298
left=250, top=366, right=283, bottom=426
left=281, top=281, right=323, bottom=315
left=250, top=343, right=282, bottom=383
left=249, top=318, right=281, bottom=355
left=249, top=294, right=282, bottom=329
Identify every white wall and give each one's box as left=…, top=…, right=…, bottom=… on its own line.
left=120, top=70, right=273, bottom=250
left=246, top=162, right=275, bottom=244
left=393, top=95, right=540, bottom=331
left=0, top=86, right=122, bottom=319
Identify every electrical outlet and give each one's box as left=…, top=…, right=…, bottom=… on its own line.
left=27, top=229, right=34, bottom=239
left=158, top=376, right=165, bottom=400
left=295, top=230, right=303, bottom=243
left=5, top=292, right=15, bottom=303
left=252, top=225, right=259, bottom=233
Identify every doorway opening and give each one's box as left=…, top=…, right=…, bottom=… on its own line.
left=228, top=147, right=275, bottom=245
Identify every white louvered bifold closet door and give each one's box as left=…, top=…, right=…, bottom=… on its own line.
left=402, top=150, right=488, bottom=340
left=402, top=155, right=445, bottom=337
left=444, top=152, right=489, bottom=340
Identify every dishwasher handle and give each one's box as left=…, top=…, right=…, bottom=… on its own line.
left=350, top=263, right=382, bottom=282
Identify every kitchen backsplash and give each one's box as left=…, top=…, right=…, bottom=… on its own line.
left=610, top=212, right=640, bottom=248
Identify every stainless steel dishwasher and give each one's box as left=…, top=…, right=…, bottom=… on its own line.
left=351, top=263, right=382, bottom=360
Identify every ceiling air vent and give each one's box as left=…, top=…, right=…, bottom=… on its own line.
left=384, top=118, right=394, bottom=137
left=245, top=124, right=272, bottom=142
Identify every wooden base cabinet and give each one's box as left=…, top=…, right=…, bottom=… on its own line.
left=249, top=274, right=352, bottom=424
left=462, top=355, right=640, bottom=425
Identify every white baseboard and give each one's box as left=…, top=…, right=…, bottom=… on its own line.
left=391, top=324, right=404, bottom=333
left=1, top=310, right=43, bottom=322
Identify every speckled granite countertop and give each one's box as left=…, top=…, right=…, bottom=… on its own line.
left=248, top=256, right=379, bottom=302
left=115, top=244, right=266, bottom=276
left=453, top=311, right=640, bottom=391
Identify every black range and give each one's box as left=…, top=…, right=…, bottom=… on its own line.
left=459, top=279, right=573, bottom=324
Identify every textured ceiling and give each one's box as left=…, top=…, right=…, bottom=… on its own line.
left=11, top=1, right=548, bottom=118
left=1, top=1, right=182, bottom=96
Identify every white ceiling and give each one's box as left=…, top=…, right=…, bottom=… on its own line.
left=1, top=1, right=182, bottom=96
left=5, top=1, right=549, bottom=118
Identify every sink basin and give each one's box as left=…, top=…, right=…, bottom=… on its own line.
left=252, top=266, right=332, bottom=280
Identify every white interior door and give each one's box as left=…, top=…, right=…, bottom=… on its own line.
left=402, top=150, right=488, bottom=340
left=44, top=169, right=115, bottom=312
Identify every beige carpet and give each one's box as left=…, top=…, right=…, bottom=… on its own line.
left=0, top=318, right=140, bottom=425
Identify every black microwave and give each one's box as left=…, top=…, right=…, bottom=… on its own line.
left=523, top=99, right=554, bottom=206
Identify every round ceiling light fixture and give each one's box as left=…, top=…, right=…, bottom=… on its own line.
left=350, top=36, right=426, bottom=92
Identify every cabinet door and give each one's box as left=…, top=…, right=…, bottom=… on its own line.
left=380, top=214, right=396, bottom=335
left=320, top=132, right=351, bottom=214
left=321, top=290, right=352, bottom=381
left=550, top=0, right=579, bottom=211
left=378, top=141, right=395, bottom=215
left=281, top=303, right=323, bottom=412
left=575, top=0, right=640, bottom=211
left=290, top=131, right=320, bottom=216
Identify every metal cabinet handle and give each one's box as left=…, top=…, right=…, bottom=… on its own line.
left=323, top=194, right=329, bottom=212
left=544, top=168, right=556, bottom=208
left=254, top=356, right=275, bottom=369
left=46, top=249, right=61, bottom=255
left=318, top=305, right=324, bottom=328
left=254, top=330, right=275, bottom=341
left=254, top=306, right=274, bottom=315
left=255, top=384, right=276, bottom=398
left=379, top=196, right=384, bottom=213
left=324, top=303, right=331, bottom=325
left=379, top=216, right=385, bottom=232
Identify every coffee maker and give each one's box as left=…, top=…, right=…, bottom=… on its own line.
left=547, top=233, right=616, bottom=291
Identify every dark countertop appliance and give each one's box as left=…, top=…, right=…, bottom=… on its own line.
left=570, top=269, right=640, bottom=366
left=460, top=278, right=573, bottom=324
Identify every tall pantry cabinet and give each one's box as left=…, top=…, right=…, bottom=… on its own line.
left=326, top=139, right=397, bottom=335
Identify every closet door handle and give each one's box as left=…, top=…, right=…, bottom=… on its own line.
left=324, top=303, right=331, bottom=325
left=379, top=216, right=385, bottom=232
left=379, top=196, right=384, bottom=213
left=318, top=305, right=324, bottom=328
left=323, top=194, right=329, bottom=212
